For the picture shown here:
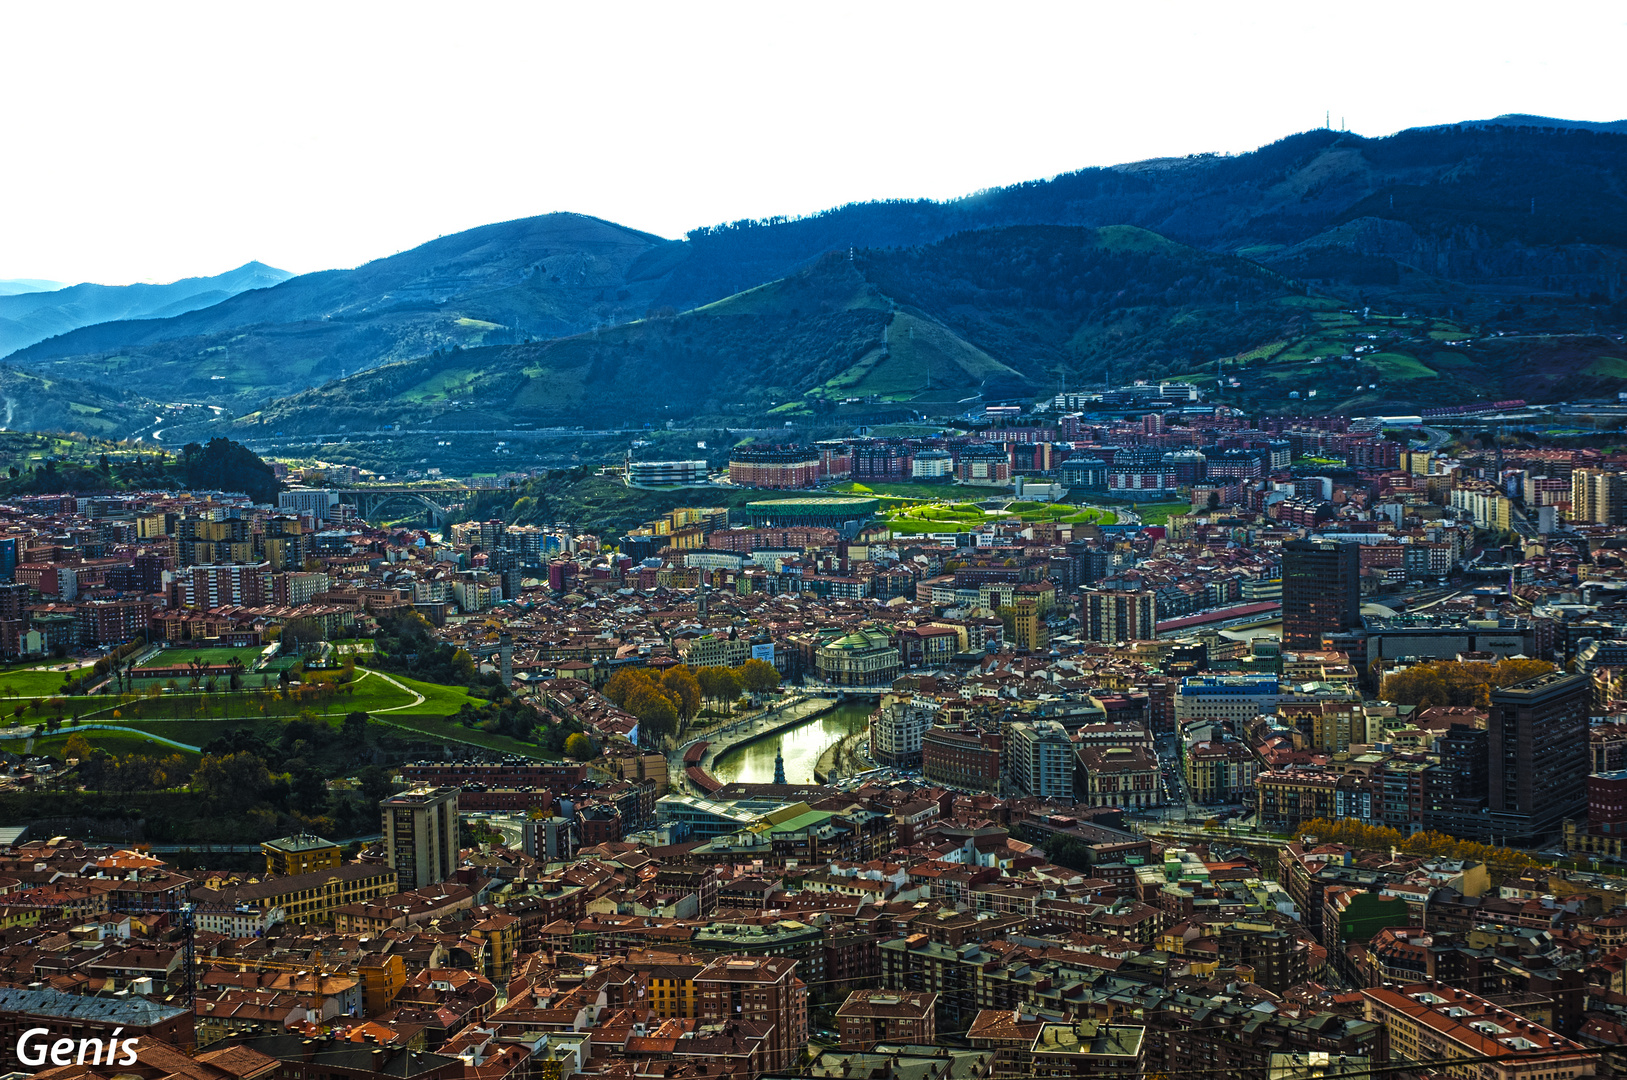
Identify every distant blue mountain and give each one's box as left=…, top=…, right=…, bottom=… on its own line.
left=0, top=262, right=290, bottom=357
left=0, top=279, right=65, bottom=297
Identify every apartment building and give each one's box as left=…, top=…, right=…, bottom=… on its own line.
left=381, top=787, right=459, bottom=889
left=694, top=955, right=808, bottom=1073
left=1361, top=983, right=1593, bottom=1080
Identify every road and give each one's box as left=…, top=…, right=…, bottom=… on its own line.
left=1134, top=732, right=1260, bottom=826
left=238, top=428, right=623, bottom=449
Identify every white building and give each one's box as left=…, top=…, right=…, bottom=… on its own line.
left=278, top=488, right=340, bottom=521
left=1173, top=675, right=1280, bottom=725
left=196, top=904, right=286, bottom=937
left=628, top=460, right=708, bottom=485
left=911, top=450, right=953, bottom=480
left=870, top=695, right=938, bottom=767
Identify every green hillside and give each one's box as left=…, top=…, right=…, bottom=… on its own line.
left=239, top=225, right=1305, bottom=435
left=0, top=366, right=154, bottom=438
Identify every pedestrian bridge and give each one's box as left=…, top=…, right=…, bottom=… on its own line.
left=797, top=682, right=889, bottom=698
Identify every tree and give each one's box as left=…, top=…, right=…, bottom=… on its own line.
left=564, top=732, right=596, bottom=761
left=1381, top=658, right=1558, bottom=708
left=283, top=617, right=328, bottom=647
left=342, top=711, right=369, bottom=741
left=194, top=751, right=272, bottom=805
left=625, top=684, right=679, bottom=744
left=696, top=666, right=730, bottom=709
left=1381, top=666, right=1450, bottom=708
left=61, top=733, right=93, bottom=762
left=713, top=667, right=743, bottom=704
left=737, top=658, right=780, bottom=694
left=179, top=437, right=282, bottom=504
left=604, top=668, right=655, bottom=708
left=289, top=766, right=329, bottom=809
left=358, top=764, right=396, bottom=802
left=660, top=666, right=702, bottom=721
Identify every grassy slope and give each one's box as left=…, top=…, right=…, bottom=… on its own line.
left=9, top=730, right=195, bottom=758
left=0, top=663, right=78, bottom=699
left=1172, top=302, right=1627, bottom=413
left=811, top=309, right=1025, bottom=404
left=1136, top=502, right=1193, bottom=526
left=884, top=499, right=1117, bottom=532
left=254, top=224, right=1301, bottom=435
left=6, top=666, right=546, bottom=760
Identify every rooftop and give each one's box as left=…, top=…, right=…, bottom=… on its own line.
left=1033, top=1020, right=1145, bottom=1058
left=0, top=985, right=189, bottom=1025
left=261, top=833, right=337, bottom=854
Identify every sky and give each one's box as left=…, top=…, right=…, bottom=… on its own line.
left=1, top=1, right=1622, bottom=286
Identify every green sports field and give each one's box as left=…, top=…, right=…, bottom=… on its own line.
left=145, top=646, right=268, bottom=668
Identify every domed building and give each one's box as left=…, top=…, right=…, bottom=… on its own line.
left=813, top=626, right=900, bottom=687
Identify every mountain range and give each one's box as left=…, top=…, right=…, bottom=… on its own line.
left=8, top=116, right=1627, bottom=442
left=0, top=279, right=66, bottom=298
left=0, top=262, right=291, bottom=358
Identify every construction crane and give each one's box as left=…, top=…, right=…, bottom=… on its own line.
left=0, top=893, right=265, bottom=1004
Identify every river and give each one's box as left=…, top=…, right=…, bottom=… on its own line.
left=710, top=701, right=874, bottom=786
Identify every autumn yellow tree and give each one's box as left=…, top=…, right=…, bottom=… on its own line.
left=1381, top=658, right=1557, bottom=708
left=737, top=658, right=781, bottom=694
left=660, top=666, right=702, bottom=721
left=603, top=667, right=656, bottom=707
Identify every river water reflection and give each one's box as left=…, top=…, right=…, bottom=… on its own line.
left=710, top=701, right=873, bottom=785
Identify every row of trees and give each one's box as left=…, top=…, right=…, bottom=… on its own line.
left=0, top=438, right=283, bottom=503
left=1379, top=658, right=1556, bottom=709
left=63, top=734, right=195, bottom=793
left=602, top=659, right=781, bottom=744
left=1296, top=817, right=1543, bottom=878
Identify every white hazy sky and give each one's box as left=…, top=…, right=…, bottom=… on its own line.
left=2, top=1, right=1622, bottom=286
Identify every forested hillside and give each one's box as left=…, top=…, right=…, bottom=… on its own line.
left=8, top=121, right=1627, bottom=441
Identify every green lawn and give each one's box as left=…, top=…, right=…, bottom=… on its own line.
left=1010, top=503, right=1118, bottom=525
left=0, top=664, right=77, bottom=699
left=832, top=481, right=962, bottom=500
left=334, top=671, right=421, bottom=713
left=65, top=691, right=311, bottom=724
left=884, top=499, right=1118, bottom=532
left=885, top=518, right=978, bottom=534
left=371, top=711, right=560, bottom=757
left=326, top=669, right=484, bottom=716
left=120, top=719, right=241, bottom=747
left=1586, top=356, right=1627, bottom=378
left=372, top=670, right=485, bottom=716
left=5, top=730, right=200, bottom=759
left=1367, top=351, right=1439, bottom=380
left=147, top=646, right=268, bottom=668
left=1136, top=502, right=1193, bottom=526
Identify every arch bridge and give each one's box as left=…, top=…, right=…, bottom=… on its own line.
left=332, top=486, right=467, bottom=526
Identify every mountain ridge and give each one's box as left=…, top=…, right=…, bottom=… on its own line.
left=239, top=224, right=1300, bottom=435
left=12, top=119, right=1627, bottom=439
